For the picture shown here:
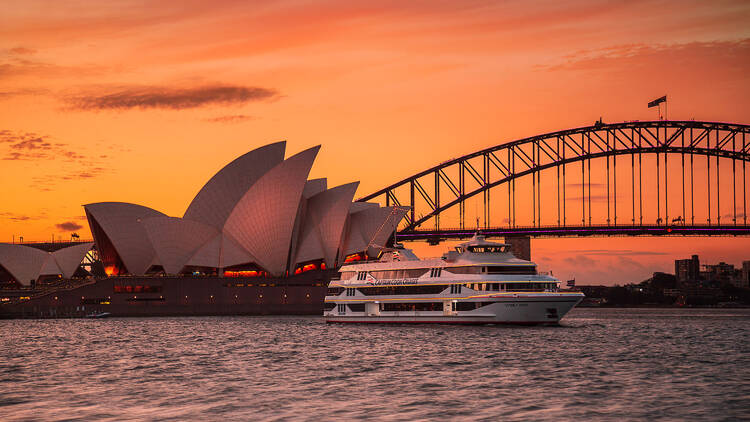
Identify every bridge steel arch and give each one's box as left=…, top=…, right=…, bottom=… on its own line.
left=358, top=120, right=750, bottom=239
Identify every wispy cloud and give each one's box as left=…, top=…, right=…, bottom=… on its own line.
left=0, top=130, right=85, bottom=162
left=539, top=39, right=750, bottom=73
left=564, top=194, right=621, bottom=203
left=563, top=254, right=597, bottom=267
left=0, top=88, right=49, bottom=99
left=565, top=182, right=606, bottom=189
left=31, top=167, right=109, bottom=191
left=567, top=249, right=667, bottom=256
left=0, top=57, right=57, bottom=79
left=65, top=84, right=278, bottom=111
left=0, top=130, right=53, bottom=161
left=203, top=114, right=256, bottom=123
left=8, top=47, right=36, bottom=55
left=0, top=211, right=46, bottom=221
left=1, top=130, right=114, bottom=190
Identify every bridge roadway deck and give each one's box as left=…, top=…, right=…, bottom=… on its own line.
left=397, top=224, right=750, bottom=242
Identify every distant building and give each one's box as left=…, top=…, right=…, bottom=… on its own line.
left=701, top=262, right=737, bottom=283
left=739, top=261, right=750, bottom=289
left=505, top=236, right=531, bottom=261
left=675, top=254, right=700, bottom=284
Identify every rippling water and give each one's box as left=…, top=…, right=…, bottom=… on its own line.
left=1, top=308, right=749, bottom=421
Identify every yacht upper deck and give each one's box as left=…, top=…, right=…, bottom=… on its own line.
left=333, top=234, right=548, bottom=289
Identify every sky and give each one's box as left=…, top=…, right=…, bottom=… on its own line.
left=1, top=0, right=749, bottom=285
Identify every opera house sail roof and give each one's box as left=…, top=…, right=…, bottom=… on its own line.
left=0, top=242, right=94, bottom=286
left=75, top=142, right=407, bottom=278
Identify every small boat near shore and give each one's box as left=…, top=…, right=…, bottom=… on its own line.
left=324, top=234, right=584, bottom=325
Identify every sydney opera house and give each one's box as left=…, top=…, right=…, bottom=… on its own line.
left=1, top=142, right=406, bottom=317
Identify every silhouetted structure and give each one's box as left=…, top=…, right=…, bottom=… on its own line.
left=675, top=255, right=700, bottom=284
left=360, top=120, right=750, bottom=242
left=506, top=236, right=531, bottom=261
left=578, top=255, right=750, bottom=307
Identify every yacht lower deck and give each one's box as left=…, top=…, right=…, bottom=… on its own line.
left=325, top=292, right=584, bottom=325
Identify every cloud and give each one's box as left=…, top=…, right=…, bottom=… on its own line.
left=66, top=84, right=278, bottom=111
left=0, top=212, right=45, bottom=221
left=565, top=182, right=606, bottom=189
left=567, top=249, right=667, bottom=256
left=8, top=47, right=36, bottom=55
left=0, top=57, right=56, bottom=79
left=204, top=114, right=256, bottom=123
left=614, top=255, right=646, bottom=270
left=1, top=130, right=96, bottom=163
left=1, top=130, right=114, bottom=190
left=0, top=88, right=49, bottom=99
left=10, top=136, right=51, bottom=150
left=0, top=131, right=54, bottom=160
left=55, top=221, right=83, bottom=231
left=563, top=254, right=597, bottom=267
left=564, top=194, right=620, bottom=203
left=540, top=39, right=750, bottom=76
left=34, top=167, right=108, bottom=189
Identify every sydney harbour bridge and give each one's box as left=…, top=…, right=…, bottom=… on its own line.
left=359, top=120, right=750, bottom=244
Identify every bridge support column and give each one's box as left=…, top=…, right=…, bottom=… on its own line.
left=505, top=236, right=531, bottom=261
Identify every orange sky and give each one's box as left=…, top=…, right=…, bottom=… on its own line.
left=2, top=0, right=749, bottom=284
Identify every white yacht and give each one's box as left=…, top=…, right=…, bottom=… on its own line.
left=324, top=234, right=584, bottom=324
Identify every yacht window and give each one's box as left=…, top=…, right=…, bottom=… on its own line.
left=326, top=287, right=344, bottom=296
left=346, top=288, right=356, bottom=296
left=359, top=285, right=447, bottom=295
left=348, top=304, right=365, bottom=312
left=444, top=266, right=482, bottom=275
left=357, top=271, right=367, bottom=280
left=382, top=302, right=442, bottom=311
left=502, top=282, right=556, bottom=291
left=429, top=268, right=443, bottom=277
left=369, top=269, right=430, bottom=279
left=486, top=265, right=537, bottom=275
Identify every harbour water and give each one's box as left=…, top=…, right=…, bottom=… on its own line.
left=1, top=308, right=748, bottom=421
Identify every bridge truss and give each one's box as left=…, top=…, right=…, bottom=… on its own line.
left=358, top=120, right=750, bottom=241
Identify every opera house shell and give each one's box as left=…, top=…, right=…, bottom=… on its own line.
left=0, top=242, right=93, bottom=287
left=84, top=142, right=406, bottom=279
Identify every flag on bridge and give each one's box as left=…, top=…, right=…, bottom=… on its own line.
left=566, top=279, right=576, bottom=287
left=648, top=95, right=667, bottom=108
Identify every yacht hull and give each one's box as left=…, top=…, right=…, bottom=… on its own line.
left=325, top=294, right=584, bottom=325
